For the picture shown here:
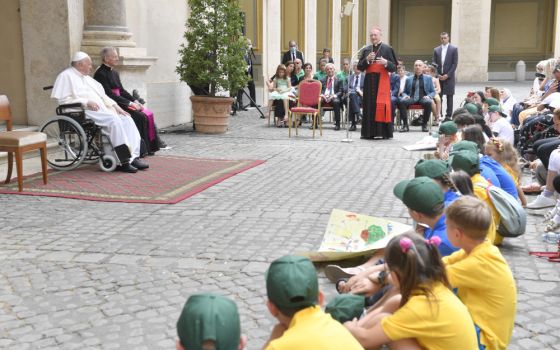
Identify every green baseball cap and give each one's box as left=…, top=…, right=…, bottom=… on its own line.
left=439, top=121, right=458, bottom=135
left=266, top=255, right=318, bottom=310
left=488, top=105, right=502, bottom=113
left=449, top=150, right=480, bottom=176
left=177, top=293, right=241, bottom=350
left=393, top=176, right=444, bottom=215
left=450, top=140, right=479, bottom=155
left=415, top=159, right=449, bottom=179
left=464, top=103, right=478, bottom=115
left=325, top=294, right=365, bottom=323
left=485, top=97, right=499, bottom=106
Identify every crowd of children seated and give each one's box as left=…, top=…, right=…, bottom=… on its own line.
left=171, top=56, right=560, bottom=350
left=174, top=105, right=528, bottom=349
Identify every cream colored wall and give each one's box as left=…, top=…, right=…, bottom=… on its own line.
left=125, top=0, right=191, bottom=127
left=0, top=0, right=27, bottom=125
left=20, top=0, right=76, bottom=126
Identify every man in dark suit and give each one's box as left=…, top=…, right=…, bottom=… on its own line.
left=236, top=39, right=258, bottom=112
left=432, top=32, right=458, bottom=120
left=397, top=60, right=436, bottom=132
left=320, top=63, right=343, bottom=130
left=347, top=62, right=364, bottom=131
left=282, top=40, right=304, bottom=65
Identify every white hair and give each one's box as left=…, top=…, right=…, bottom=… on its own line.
left=325, top=63, right=335, bottom=70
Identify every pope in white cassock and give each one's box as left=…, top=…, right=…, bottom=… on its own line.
left=51, top=51, right=149, bottom=173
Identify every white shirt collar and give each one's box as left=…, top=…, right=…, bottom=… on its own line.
left=442, top=43, right=449, bottom=49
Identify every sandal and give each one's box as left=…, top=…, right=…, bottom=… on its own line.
left=335, top=278, right=348, bottom=294
left=522, top=183, right=543, bottom=194
left=545, top=219, right=560, bottom=232
left=544, top=206, right=558, bottom=221
left=324, top=264, right=365, bottom=283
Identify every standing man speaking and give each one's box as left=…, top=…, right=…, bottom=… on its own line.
left=432, top=32, right=458, bottom=121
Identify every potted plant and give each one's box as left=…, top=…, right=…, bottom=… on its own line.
left=176, top=0, right=249, bottom=134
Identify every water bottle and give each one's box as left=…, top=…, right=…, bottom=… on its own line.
left=541, top=232, right=560, bottom=244
left=387, top=223, right=393, bottom=236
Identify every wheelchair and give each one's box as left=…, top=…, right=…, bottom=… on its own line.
left=39, top=97, right=121, bottom=172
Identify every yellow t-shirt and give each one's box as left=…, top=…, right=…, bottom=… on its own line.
left=381, top=282, right=478, bottom=350
left=502, top=164, right=520, bottom=186
left=443, top=240, right=517, bottom=350
left=472, top=174, right=500, bottom=244
left=265, top=306, right=363, bottom=350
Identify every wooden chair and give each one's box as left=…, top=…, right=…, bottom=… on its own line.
left=288, top=80, right=322, bottom=138
left=0, top=95, right=48, bottom=192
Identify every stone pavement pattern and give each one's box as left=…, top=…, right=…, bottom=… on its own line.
left=0, top=82, right=559, bottom=349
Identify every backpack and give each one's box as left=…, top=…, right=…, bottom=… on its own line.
left=474, top=182, right=527, bottom=237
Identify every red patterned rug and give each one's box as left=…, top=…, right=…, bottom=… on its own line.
left=0, top=155, right=264, bottom=204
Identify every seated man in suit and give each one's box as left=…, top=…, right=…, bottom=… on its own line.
left=347, top=61, right=364, bottom=131
left=282, top=40, right=304, bottom=65
left=320, top=63, right=343, bottom=130
left=397, top=60, right=436, bottom=132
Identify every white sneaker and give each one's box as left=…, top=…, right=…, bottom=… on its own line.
left=527, top=194, right=556, bottom=209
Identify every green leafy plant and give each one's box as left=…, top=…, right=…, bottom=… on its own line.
left=176, top=0, right=249, bottom=97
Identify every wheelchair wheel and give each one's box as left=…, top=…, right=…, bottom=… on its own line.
left=40, top=116, right=87, bottom=171
left=99, top=155, right=117, bottom=172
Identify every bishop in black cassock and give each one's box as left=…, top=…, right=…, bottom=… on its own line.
left=94, top=63, right=160, bottom=156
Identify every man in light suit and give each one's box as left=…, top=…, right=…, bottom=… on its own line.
left=320, top=63, right=344, bottom=130
left=282, top=40, right=304, bottom=65
left=432, top=32, right=458, bottom=120
left=397, top=60, right=436, bottom=132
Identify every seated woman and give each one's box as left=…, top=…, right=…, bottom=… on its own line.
left=426, top=64, right=442, bottom=125
left=344, top=234, right=479, bottom=350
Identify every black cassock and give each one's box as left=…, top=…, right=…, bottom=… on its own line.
left=357, top=42, right=398, bottom=139
left=93, top=64, right=160, bottom=155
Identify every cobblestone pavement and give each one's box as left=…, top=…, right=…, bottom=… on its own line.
left=1, top=82, right=559, bottom=349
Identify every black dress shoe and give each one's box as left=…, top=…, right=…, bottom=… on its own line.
left=334, top=125, right=341, bottom=131
left=349, top=124, right=357, bottom=131
left=399, top=125, right=409, bottom=132
left=117, top=163, right=138, bottom=173
left=131, top=159, right=149, bottom=170
left=421, top=125, right=429, bottom=132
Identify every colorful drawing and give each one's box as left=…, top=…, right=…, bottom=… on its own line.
left=298, top=209, right=412, bottom=262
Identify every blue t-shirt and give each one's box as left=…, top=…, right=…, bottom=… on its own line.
left=444, top=189, right=460, bottom=207
left=480, top=156, right=518, bottom=198
left=423, top=215, right=459, bottom=257
left=479, top=162, right=501, bottom=189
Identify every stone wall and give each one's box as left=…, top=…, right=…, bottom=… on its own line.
left=125, top=0, right=191, bottom=127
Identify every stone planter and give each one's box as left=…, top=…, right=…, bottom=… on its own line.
left=190, top=95, right=234, bottom=134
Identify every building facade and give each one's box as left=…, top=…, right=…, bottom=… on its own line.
left=1, top=0, right=559, bottom=127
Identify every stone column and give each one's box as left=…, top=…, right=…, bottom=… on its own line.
left=304, top=0, right=317, bottom=66
left=554, top=3, right=560, bottom=58
left=351, top=0, right=359, bottom=57
left=332, top=0, right=342, bottom=66
left=261, top=0, right=281, bottom=104
left=81, top=0, right=156, bottom=99
left=367, top=0, right=390, bottom=41
left=451, top=0, right=491, bottom=82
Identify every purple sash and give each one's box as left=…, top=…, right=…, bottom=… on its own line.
left=112, top=88, right=156, bottom=141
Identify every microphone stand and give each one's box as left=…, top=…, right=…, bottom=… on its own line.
left=342, top=45, right=369, bottom=143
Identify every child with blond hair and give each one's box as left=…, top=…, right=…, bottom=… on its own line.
left=445, top=196, right=517, bottom=350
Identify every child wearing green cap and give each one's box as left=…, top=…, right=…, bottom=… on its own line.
left=176, top=293, right=247, bottom=350
left=345, top=233, right=479, bottom=350
left=444, top=196, right=517, bottom=350
left=263, top=255, right=363, bottom=350
left=449, top=149, right=500, bottom=244
left=434, top=121, right=459, bottom=160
